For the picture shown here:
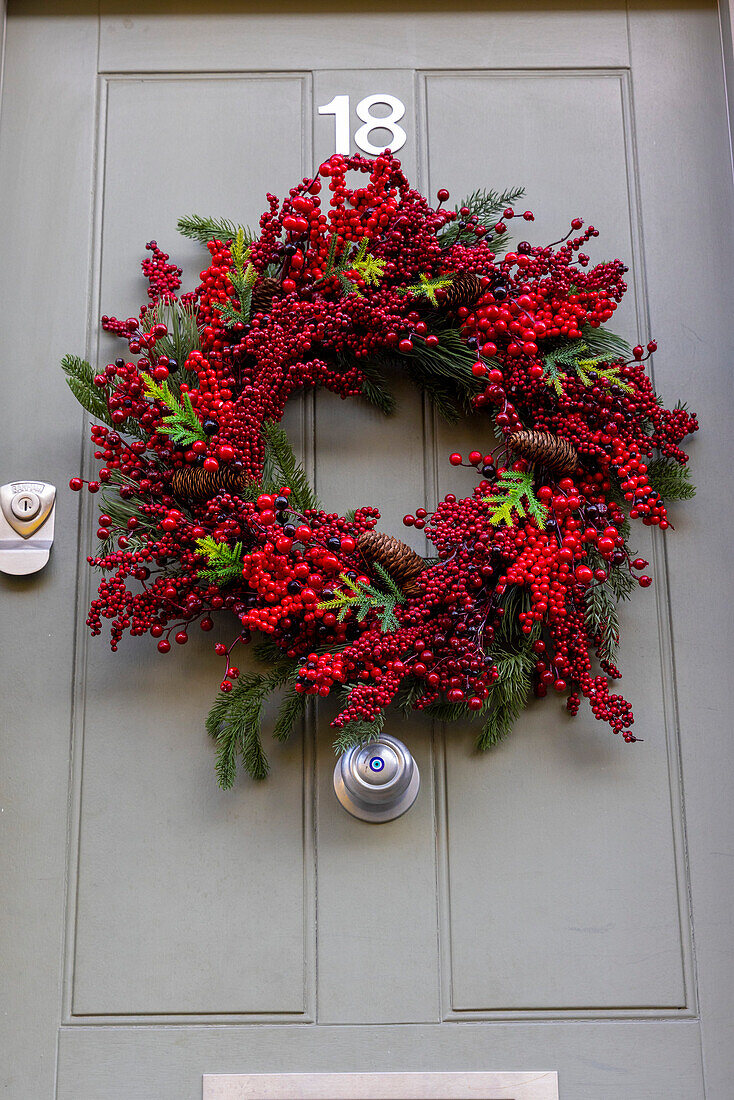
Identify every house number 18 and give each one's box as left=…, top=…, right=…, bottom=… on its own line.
left=318, top=94, right=407, bottom=156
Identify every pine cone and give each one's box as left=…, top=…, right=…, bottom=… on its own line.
left=508, top=430, right=579, bottom=474
left=170, top=465, right=247, bottom=501
left=251, top=276, right=281, bottom=315
left=357, top=530, right=425, bottom=597
left=441, top=272, right=485, bottom=310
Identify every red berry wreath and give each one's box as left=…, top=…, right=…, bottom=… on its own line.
left=63, top=152, right=698, bottom=786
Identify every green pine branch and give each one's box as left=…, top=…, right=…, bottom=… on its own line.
left=352, top=247, right=386, bottom=287
left=646, top=458, right=696, bottom=501
left=205, top=663, right=294, bottom=787
left=438, top=186, right=525, bottom=249
left=484, top=470, right=548, bottom=529
left=581, top=323, right=632, bottom=360
left=143, top=375, right=206, bottom=446
left=583, top=567, right=620, bottom=663
left=333, top=711, right=386, bottom=755
left=260, top=420, right=319, bottom=513
left=477, top=642, right=536, bottom=750
left=317, top=234, right=387, bottom=297
left=195, top=536, right=243, bottom=586
left=177, top=214, right=254, bottom=247
left=397, top=325, right=484, bottom=395
left=273, top=687, right=307, bottom=743
left=142, top=298, right=201, bottom=370
left=575, top=357, right=633, bottom=394
left=359, top=360, right=396, bottom=415
left=587, top=545, right=636, bottom=603
left=62, top=354, right=115, bottom=427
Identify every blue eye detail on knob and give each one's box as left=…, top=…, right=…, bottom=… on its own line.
left=369, top=756, right=384, bottom=772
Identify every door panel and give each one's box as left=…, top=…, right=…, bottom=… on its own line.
left=425, top=72, right=687, bottom=1013
left=2, top=2, right=734, bottom=1099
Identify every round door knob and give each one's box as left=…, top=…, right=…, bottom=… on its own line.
left=333, top=733, right=420, bottom=822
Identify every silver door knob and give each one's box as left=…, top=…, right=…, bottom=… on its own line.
left=333, top=733, right=420, bottom=822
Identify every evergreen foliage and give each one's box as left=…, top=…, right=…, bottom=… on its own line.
left=333, top=712, right=386, bottom=755
left=260, top=420, right=319, bottom=512
left=476, top=642, right=536, bottom=750
left=439, top=186, right=525, bottom=250
left=317, top=234, right=384, bottom=297
left=195, top=536, right=244, bottom=586
left=177, top=214, right=254, bottom=246
left=542, top=337, right=632, bottom=396
left=143, top=298, right=201, bottom=370
left=581, top=323, right=632, bottom=360
left=583, top=567, right=621, bottom=662
left=205, top=663, right=293, bottom=786
left=272, top=688, right=307, bottom=743
left=485, top=470, right=548, bottom=528
left=143, top=375, right=207, bottom=446
left=211, top=227, right=259, bottom=328
left=647, top=458, right=696, bottom=500
left=318, top=563, right=404, bottom=632
left=398, top=272, right=454, bottom=305
left=359, top=360, right=396, bottom=415
left=61, top=355, right=114, bottom=427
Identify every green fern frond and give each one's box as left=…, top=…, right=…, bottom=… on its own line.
left=143, top=374, right=206, bottom=445
left=398, top=272, right=454, bottom=305
left=195, top=536, right=243, bottom=586
left=318, top=566, right=404, bottom=632
left=484, top=470, right=547, bottom=529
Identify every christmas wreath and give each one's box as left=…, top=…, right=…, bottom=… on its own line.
left=63, top=152, right=697, bottom=787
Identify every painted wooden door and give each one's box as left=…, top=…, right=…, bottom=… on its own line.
left=2, top=3, right=733, bottom=1098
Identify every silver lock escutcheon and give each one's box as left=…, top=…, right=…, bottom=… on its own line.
left=0, top=481, right=56, bottom=575
left=334, top=733, right=420, bottom=822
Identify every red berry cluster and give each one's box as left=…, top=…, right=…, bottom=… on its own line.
left=65, top=151, right=697, bottom=752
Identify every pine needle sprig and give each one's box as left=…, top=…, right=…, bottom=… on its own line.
left=142, top=298, right=201, bottom=371
left=272, top=687, right=307, bottom=743
left=439, top=186, right=525, bottom=249
left=581, top=323, right=632, bottom=360
left=541, top=337, right=632, bottom=395
left=484, top=470, right=548, bottom=529
left=205, top=663, right=294, bottom=786
left=195, top=536, right=243, bottom=586
left=646, top=458, right=696, bottom=500
left=584, top=569, right=621, bottom=663
left=62, top=354, right=115, bottom=426
left=477, top=642, right=536, bottom=750
left=574, top=357, right=633, bottom=394
left=260, top=420, right=319, bottom=512
left=399, top=325, right=484, bottom=394
left=318, top=563, right=404, bottom=632
left=351, top=242, right=386, bottom=287
left=177, top=214, right=254, bottom=247
left=359, top=359, right=396, bottom=415
left=587, top=545, right=636, bottom=603
left=333, top=711, right=386, bottom=755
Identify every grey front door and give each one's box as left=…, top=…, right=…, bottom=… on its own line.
left=2, top=3, right=733, bottom=1098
